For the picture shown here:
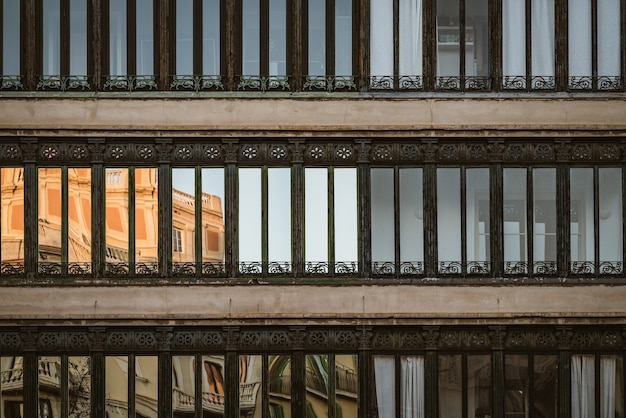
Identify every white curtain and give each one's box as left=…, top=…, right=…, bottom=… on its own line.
left=531, top=0, right=554, bottom=78
left=601, top=356, right=616, bottom=418
left=568, top=0, right=592, bottom=77
left=401, top=356, right=425, bottom=418
left=502, top=0, right=526, bottom=78
left=571, top=355, right=595, bottom=418
left=374, top=356, right=396, bottom=418
left=597, top=0, right=621, bottom=77
left=399, top=0, right=423, bottom=78
left=370, top=1, right=394, bottom=78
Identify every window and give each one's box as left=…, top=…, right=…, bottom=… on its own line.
left=173, top=228, right=183, bottom=253
left=438, top=354, right=492, bottom=418
left=0, top=168, right=25, bottom=274
left=373, top=355, right=425, bottom=417
left=504, top=354, right=558, bottom=418
left=571, top=354, right=625, bottom=418
left=305, top=354, right=358, bottom=418
left=1, top=0, right=22, bottom=89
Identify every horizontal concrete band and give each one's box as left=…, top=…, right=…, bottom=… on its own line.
left=1, top=285, right=624, bottom=322
left=2, top=97, right=626, bottom=132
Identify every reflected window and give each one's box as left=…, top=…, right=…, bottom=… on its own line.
left=239, top=355, right=263, bottom=417
left=371, top=168, right=424, bottom=276
left=305, top=167, right=358, bottom=274
left=438, top=354, right=491, bottom=418
left=306, top=354, right=358, bottom=418
left=202, top=355, right=225, bottom=415
left=370, top=0, right=423, bottom=90
left=269, top=356, right=292, bottom=417
left=238, top=167, right=291, bottom=274
left=1, top=168, right=25, bottom=273
left=38, top=168, right=63, bottom=270
left=1, top=357, right=24, bottom=417
left=2, top=0, right=22, bottom=88
left=436, top=0, right=489, bottom=90
left=505, top=354, right=558, bottom=418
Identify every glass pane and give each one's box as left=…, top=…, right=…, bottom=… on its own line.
left=38, top=168, right=62, bottom=264
left=268, top=168, right=291, bottom=264
left=533, top=168, right=556, bottom=265
left=43, top=0, right=60, bottom=76
left=533, top=355, right=557, bottom=417
left=172, top=168, right=196, bottom=263
left=137, top=0, right=154, bottom=76
left=1, top=168, right=25, bottom=268
left=269, top=356, right=291, bottom=418
left=598, top=0, right=621, bottom=77
left=201, top=168, right=225, bottom=264
left=335, top=168, right=358, bottom=268
left=238, top=168, right=262, bottom=263
left=135, top=356, right=158, bottom=418
left=503, top=168, right=527, bottom=264
left=69, top=356, right=91, bottom=418
left=240, top=355, right=262, bottom=418
left=106, top=168, right=129, bottom=269
left=401, top=356, right=424, bottom=418
left=176, top=0, right=194, bottom=75
left=502, top=0, right=526, bottom=79
left=466, top=0, right=488, bottom=78
left=203, top=0, right=220, bottom=75
left=110, top=0, right=127, bottom=76
left=437, top=0, right=460, bottom=77
left=202, top=355, right=225, bottom=417
left=467, top=355, right=491, bottom=418
left=269, top=0, right=287, bottom=76
left=568, top=0, right=592, bottom=78
left=601, top=355, right=624, bottom=417
left=305, top=168, right=328, bottom=264
left=439, top=355, right=462, bottom=418
left=373, top=356, right=395, bottom=418
left=70, top=0, right=87, bottom=76
left=335, top=0, right=352, bottom=76
left=106, top=356, right=129, bottom=417
left=570, top=168, right=593, bottom=263
left=571, top=355, right=595, bottom=417
left=504, top=355, right=528, bottom=418
left=370, top=1, right=393, bottom=78
left=371, top=169, right=395, bottom=264
left=438, top=168, right=461, bottom=263
left=242, top=0, right=260, bottom=76
left=2, top=0, right=20, bottom=75
left=400, top=168, right=424, bottom=264
left=172, top=356, right=195, bottom=414
left=399, top=0, right=423, bottom=78
left=599, top=168, right=622, bottom=263
left=336, top=355, right=358, bottom=418
left=308, top=0, right=325, bottom=76
left=531, top=0, right=554, bottom=79
left=306, top=355, right=329, bottom=418
left=68, top=168, right=92, bottom=267
left=135, top=168, right=158, bottom=272
left=467, top=168, right=489, bottom=262
left=1, top=357, right=24, bottom=418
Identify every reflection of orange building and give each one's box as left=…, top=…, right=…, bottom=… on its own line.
left=0, top=167, right=224, bottom=268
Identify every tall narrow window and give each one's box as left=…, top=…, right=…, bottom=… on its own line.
left=105, top=0, right=157, bottom=90
left=1, top=357, right=24, bottom=416
left=438, top=354, right=492, bottom=418
left=1, top=168, right=25, bottom=274
left=502, top=0, right=555, bottom=90
left=1, top=0, right=22, bottom=89
left=39, top=0, right=89, bottom=90
left=305, top=354, right=359, bottom=418
left=571, top=354, right=624, bottom=418
left=38, top=168, right=63, bottom=272
left=370, top=0, right=423, bottom=90
left=371, top=167, right=424, bottom=276
left=505, top=355, right=558, bottom=417
left=105, top=356, right=159, bottom=418
left=305, top=167, right=358, bottom=274
left=569, top=0, right=622, bottom=90
left=238, top=0, right=289, bottom=91
left=68, top=168, right=92, bottom=273
left=238, top=167, right=291, bottom=275
left=373, top=355, right=425, bottom=417
left=436, top=0, right=489, bottom=90
left=304, top=0, right=355, bottom=91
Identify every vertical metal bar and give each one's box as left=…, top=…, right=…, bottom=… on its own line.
left=393, top=0, right=399, bottom=84
left=557, top=163, right=570, bottom=278
left=425, top=352, right=438, bottom=418
left=129, top=354, right=136, bottom=418
left=221, top=0, right=233, bottom=88
left=527, top=168, right=534, bottom=277
left=261, top=0, right=269, bottom=77
left=23, top=350, right=38, bottom=418
left=224, top=152, right=238, bottom=278
left=594, top=166, right=600, bottom=275
left=159, top=351, right=173, bottom=418
left=128, top=166, right=136, bottom=274
left=290, top=148, right=303, bottom=278
left=559, top=351, right=570, bottom=418
left=591, top=0, right=598, bottom=89
left=127, top=0, right=136, bottom=76
left=354, top=0, right=363, bottom=90
left=26, top=0, right=38, bottom=90
left=423, top=0, right=434, bottom=90
left=328, top=167, right=335, bottom=275
left=262, top=166, right=269, bottom=276
left=262, top=354, right=269, bottom=418
left=225, top=350, right=239, bottom=418
left=158, top=159, right=172, bottom=278
left=195, top=166, right=203, bottom=277
left=157, top=0, right=167, bottom=89
left=490, top=163, right=503, bottom=278
left=460, top=0, right=466, bottom=88
left=90, top=0, right=101, bottom=89
left=100, top=0, right=110, bottom=89
left=61, top=355, right=69, bottom=418
left=423, top=163, right=438, bottom=276
left=90, top=140, right=105, bottom=278
left=193, top=0, right=202, bottom=75
left=556, top=0, right=568, bottom=90
left=490, top=0, right=501, bottom=91
left=194, top=354, right=203, bottom=417
left=23, top=140, right=38, bottom=277
left=394, top=166, right=400, bottom=278
left=62, top=166, right=69, bottom=275
left=91, top=350, right=106, bottom=418
left=358, top=161, right=371, bottom=278
left=526, top=0, right=531, bottom=89
left=326, top=0, right=334, bottom=77
left=290, top=0, right=302, bottom=90
left=61, top=0, right=70, bottom=76
left=461, top=167, right=467, bottom=275
left=328, top=354, right=336, bottom=418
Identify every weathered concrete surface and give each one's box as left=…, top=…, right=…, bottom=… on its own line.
left=1, top=97, right=626, bottom=133
left=0, top=285, right=625, bottom=325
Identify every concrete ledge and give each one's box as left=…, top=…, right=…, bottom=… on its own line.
left=2, top=97, right=626, bottom=133
left=1, top=285, right=624, bottom=323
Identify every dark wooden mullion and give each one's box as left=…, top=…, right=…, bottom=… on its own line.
left=555, top=0, right=567, bottom=91
left=234, top=0, right=242, bottom=82
left=301, top=0, right=309, bottom=80
left=101, top=0, right=111, bottom=86
left=285, top=0, right=294, bottom=84
left=61, top=166, right=69, bottom=275
left=260, top=0, right=270, bottom=77
left=225, top=350, right=239, bottom=418
left=556, top=163, right=570, bottom=278
left=461, top=354, right=468, bottom=418
left=193, top=0, right=202, bottom=75
left=525, top=0, right=532, bottom=89
left=357, top=342, right=370, bottom=418
left=593, top=166, right=600, bottom=274
left=34, top=0, right=43, bottom=81
left=558, top=351, right=569, bottom=418
left=222, top=0, right=233, bottom=88
left=61, top=355, right=69, bottom=418
left=622, top=0, right=626, bottom=92
left=490, top=163, right=503, bottom=278
left=127, top=0, right=136, bottom=76
left=128, top=167, right=136, bottom=274
left=60, top=0, right=70, bottom=76
left=129, top=354, right=136, bottom=418
left=159, top=349, right=173, bottom=418
left=291, top=157, right=303, bottom=278
left=288, top=0, right=300, bottom=89
left=459, top=0, right=466, bottom=89
left=169, top=0, right=177, bottom=77
left=460, top=167, right=467, bottom=275
left=394, top=355, right=401, bottom=418
left=425, top=352, right=438, bottom=418
left=594, top=355, right=601, bottom=418
left=527, top=168, right=534, bottom=278
left=423, top=163, right=438, bottom=277
left=393, top=167, right=400, bottom=278
left=328, top=354, right=336, bottom=418
left=194, top=354, right=203, bottom=417
left=356, top=0, right=365, bottom=90
left=23, top=149, right=38, bottom=278
left=350, top=0, right=357, bottom=81
left=23, top=350, right=38, bottom=418
left=262, top=354, right=269, bottom=418
left=591, top=0, right=598, bottom=90
left=262, top=166, right=269, bottom=276
left=393, top=0, right=399, bottom=87
left=326, top=0, right=335, bottom=77
left=90, top=143, right=105, bottom=278
left=622, top=163, right=626, bottom=274
left=291, top=346, right=306, bottom=418
left=490, top=0, right=501, bottom=92
left=225, top=162, right=237, bottom=279
left=358, top=161, right=371, bottom=278
left=24, top=0, right=37, bottom=89
left=423, top=0, right=435, bottom=90
left=194, top=166, right=202, bottom=278
left=491, top=351, right=504, bottom=418
left=328, top=167, right=335, bottom=276
left=0, top=0, right=3, bottom=74
left=157, top=0, right=167, bottom=89
left=88, top=0, right=98, bottom=88
left=158, top=161, right=172, bottom=278
left=528, top=355, right=535, bottom=418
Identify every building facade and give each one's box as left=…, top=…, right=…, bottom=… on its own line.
left=1, top=0, right=626, bottom=417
